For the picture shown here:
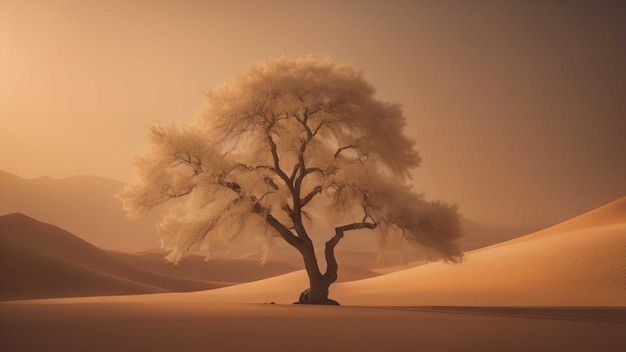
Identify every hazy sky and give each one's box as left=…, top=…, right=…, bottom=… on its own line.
left=1, top=0, right=625, bottom=227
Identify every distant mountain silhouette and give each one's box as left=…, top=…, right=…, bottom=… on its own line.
left=0, top=213, right=228, bottom=300
left=0, top=170, right=163, bottom=251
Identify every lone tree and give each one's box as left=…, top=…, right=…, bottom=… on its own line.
left=120, top=58, right=463, bottom=304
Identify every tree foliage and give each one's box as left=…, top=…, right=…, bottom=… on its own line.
left=120, top=57, right=463, bottom=303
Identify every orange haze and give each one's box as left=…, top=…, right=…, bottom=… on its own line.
left=1, top=0, right=624, bottom=227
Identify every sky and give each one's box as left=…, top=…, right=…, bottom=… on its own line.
left=1, top=0, right=625, bottom=227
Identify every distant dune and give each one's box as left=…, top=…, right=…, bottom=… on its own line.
left=0, top=169, right=531, bottom=253
left=0, top=213, right=229, bottom=300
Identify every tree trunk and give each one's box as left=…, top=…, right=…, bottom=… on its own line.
left=296, top=275, right=336, bottom=305
left=294, top=242, right=338, bottom=305
left=292, top=223, right=375, bottom=305
left=293, top=228, right=345, bottom=305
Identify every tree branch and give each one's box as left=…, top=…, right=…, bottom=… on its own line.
left=162, top=183, right=196, bottom=199
left=267, top=134, right=294, bottom=191
left=334, top=145, right=356, bottom=159
left=266, top=213, right=302, bottom=250
left=289, top=163, right=300, bottom=184
left=221, top=179, right=302, bottom=249
left=324, top=221, right=377, bottom=283
left=171, top=152, right=203, bottom=175
left=312, top=121, right=325, bottom=137
left=336, top=222, right=377, bottom=232
left=300, top=185, right=322, bottom=207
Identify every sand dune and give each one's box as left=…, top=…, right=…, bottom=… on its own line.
left=163, top=196, right=625, bottom=306
left=333, top=223, right=625, bottom=306
left=333, top=196, right=626, bottom=306
left=0, top=213, right=229, bottom=300
left=495, top=195, right=626, bottom=246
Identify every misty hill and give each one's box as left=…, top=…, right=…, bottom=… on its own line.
left=0, top=213, right=229, bottom=301
left=0, top=170, right=163, bottom=251
left=0, top=169, right=533, bottom=255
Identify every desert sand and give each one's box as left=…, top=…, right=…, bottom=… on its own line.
left=1, top=301, right=624, bottom=352
left=1, top=197, right=625, bottom=351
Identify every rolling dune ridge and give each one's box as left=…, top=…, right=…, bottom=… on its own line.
left=165, top=196, right=626, bottom=306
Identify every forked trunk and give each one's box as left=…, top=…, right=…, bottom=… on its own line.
left=294, top=230, right=343, bottom=305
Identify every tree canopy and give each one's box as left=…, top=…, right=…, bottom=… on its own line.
left=120, top=57, right=463, bottom=304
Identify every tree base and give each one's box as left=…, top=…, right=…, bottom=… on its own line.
left=292, top=288, right=340, bottom=305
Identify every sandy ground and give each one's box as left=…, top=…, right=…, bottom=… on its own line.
left=1, top=197, right=624, bottom=351
left=1, top=300, right=625, bottom=352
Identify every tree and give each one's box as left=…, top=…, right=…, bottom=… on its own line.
left=119, top=57, right=464, bottom=304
